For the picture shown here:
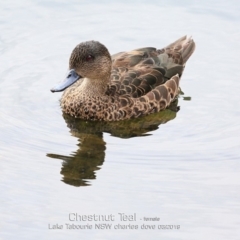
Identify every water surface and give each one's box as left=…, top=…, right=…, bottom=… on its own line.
left=0, top=1, right=240, bottom=239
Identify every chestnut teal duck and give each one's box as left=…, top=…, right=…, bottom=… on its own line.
left=51, top=35, right=195, bottom=121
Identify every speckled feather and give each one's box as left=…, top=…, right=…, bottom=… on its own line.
left=59, top=36, right=195, bottom=121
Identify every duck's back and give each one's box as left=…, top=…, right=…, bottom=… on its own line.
left=107, top=35, right=195, bottom=99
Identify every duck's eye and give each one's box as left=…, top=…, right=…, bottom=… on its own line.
left=85, top=55, right=94, bottom=61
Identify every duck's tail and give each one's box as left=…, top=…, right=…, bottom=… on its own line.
left=157, top=35, right=195, bottom=79
left=167, top=35, right=196, bottom=64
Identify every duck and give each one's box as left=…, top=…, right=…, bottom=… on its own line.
left=51, top=35, right=195, bottom=121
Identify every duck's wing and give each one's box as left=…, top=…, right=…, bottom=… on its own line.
left=109, top=48, right=166, bottom=98
left=108, top=36, right=195, bottom=98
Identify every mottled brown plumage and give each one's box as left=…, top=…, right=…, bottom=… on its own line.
left=52, top=36, right=195, bottom=121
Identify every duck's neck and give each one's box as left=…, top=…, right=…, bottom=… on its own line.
left=79, top=76, right=110, bottom=96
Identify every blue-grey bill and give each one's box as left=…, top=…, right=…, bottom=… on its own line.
left=50, top=69, right=81, bottom=92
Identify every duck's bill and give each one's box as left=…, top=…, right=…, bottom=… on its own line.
left=50, top=69, right=81, bottom=92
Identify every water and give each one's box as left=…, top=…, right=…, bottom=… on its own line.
left=1, top=1, right=240, bottom=239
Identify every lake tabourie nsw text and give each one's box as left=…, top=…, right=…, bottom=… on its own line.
left=48, top=213, right=180, bottom=230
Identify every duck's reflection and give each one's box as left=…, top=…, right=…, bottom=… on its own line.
left=47, top=100, right=179, bottom=187
left=48, top=133, right=105, bottom=186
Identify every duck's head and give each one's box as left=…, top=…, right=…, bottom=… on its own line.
left=51, top=41, right=112, bottom=92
